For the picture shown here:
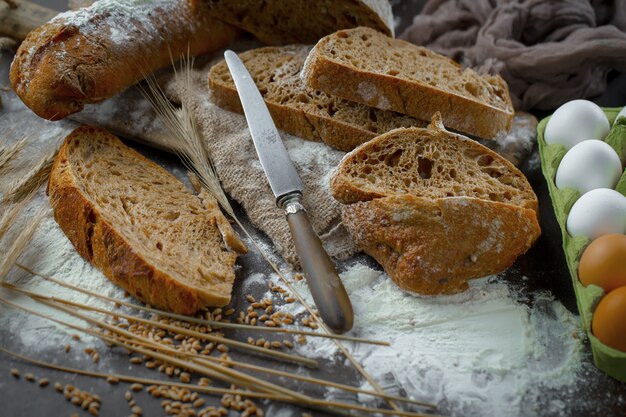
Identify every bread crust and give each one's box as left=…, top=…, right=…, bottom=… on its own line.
left=342, top=195, right=541, bottom=294
left=48, top=126, right=244, bottom=315
left=195, top=0, right=394, bottom=45
left=302, top=28, right=515, bottom=140
left=10, top=0, right=240, bottom=120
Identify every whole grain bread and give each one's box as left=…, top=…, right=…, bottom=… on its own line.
left=331, top=114, right=540, bottom=295
left=10, top=0, right=239, bottom=120
left=48, top=126, right=247, bottom=315
left=302, top=27, right=515, bottom=140
left=208, top=45, right=426, bottom=151
left=195, top=0, right=393, bottom=45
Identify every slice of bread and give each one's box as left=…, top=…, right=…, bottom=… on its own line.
left=302, top=27, right=515, bottom=140
left=48, top=126, right=247, bottom=315
left=208, top=45, right=425, bottom=151
left=331, top=114, right=540, bottom=295
left=195, top=0, right=393, bottom=45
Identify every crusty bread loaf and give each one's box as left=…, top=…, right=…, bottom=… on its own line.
left=302, top=27, right=515, bottom=140
left=194, top=0, right=393, bottom=45
left=48, top=126, right=247, bottom=315
left=331, top=114, right=540, bottom=295
left=11, top=0, right=240, bottom=120
left=208, top=45, right=425, bottom=151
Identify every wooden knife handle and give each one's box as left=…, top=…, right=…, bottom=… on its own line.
left=284, top=198, right=354, bottom=334
left=0, top=0, right=58, bottom=40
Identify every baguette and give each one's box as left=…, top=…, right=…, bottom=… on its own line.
left=331, top=114, right=540, bottom=295
left=195, top=0, right=393, bottom=45
left=10, top=0, right=240, bottom=120
left=302, top=27, right=515, bottom=140
left=208, top=45, right=425, bottom=151
left=48, top=126, right=247, bottom=315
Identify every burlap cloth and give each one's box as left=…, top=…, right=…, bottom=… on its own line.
left=401, top=0, right=626, bottom=111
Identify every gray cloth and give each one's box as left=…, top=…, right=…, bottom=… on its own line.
left=401, top=0, right=626, bottom=110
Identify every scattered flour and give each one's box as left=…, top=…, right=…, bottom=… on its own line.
left=0, top=212, right=128, bottom=357
left=265, top=262, right=582, bottom=417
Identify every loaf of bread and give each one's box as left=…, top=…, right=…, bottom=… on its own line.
left=331, top=114, right=540, bottom=295
left=194, top=0, right=393, bottom=45
left=208, top=45, right=425, bottom=151
left=48, top=126, right=247, bottom=315
left=11, top=0, right=240, bottom=120
left=302, top=27, right=515, bottom=140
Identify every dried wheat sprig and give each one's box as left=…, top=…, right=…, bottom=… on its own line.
left=119, top=333, right=434, bottom=409
left=1, top=151, right=54, bottom=204
left=15, top=263, right=388, bottom=346
left=0, top=206, right=45, bottom=280
left=2, top=279, right=426, bottom=408
left=0, top=295, right=432, bottom=417
left=0, top=196, right=33, bottom=241
left=0, top=136, right=27, bottom=172
left=140, top=57, right=427, bottom=411
left=1, top=282, right=317, bottom=368
left=0, top=346, right=284, bottom=400
left=0, top=294, right=309, bottom=403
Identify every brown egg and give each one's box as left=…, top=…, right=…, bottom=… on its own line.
left=592, top=286, right=626, bottom=352
left=579, top=234, right=626, bottom=293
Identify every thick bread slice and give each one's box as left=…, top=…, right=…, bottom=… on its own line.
left=48, top=126, right=247, bottom=315
left=302, top=27, right=515, bottom=140
left=342, top=195, right=540, bottom=294
left=194, top=0, right=393, bottom=45
left=331, top=114, right=540, bottom=294
left=331, top=114, right=538, bottom=213
left=208, top=45, right=425, bottom=151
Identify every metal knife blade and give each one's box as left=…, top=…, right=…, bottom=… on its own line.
left=224, top=50, right=304, bottom=205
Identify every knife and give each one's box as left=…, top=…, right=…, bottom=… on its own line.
left=224, top=50, right=354, bottom=334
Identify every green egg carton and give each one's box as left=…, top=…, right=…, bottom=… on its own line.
left=537, top=107, right=626, bottom=382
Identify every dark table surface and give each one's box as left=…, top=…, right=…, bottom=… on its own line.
left=1, top=1, right=626, bottom=417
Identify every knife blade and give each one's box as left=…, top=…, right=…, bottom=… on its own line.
left=224, top=50, right=354, bottom=334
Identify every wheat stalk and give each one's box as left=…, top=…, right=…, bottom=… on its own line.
left=1, top=151, right=55, bottom=204
left=0, top=206, right=45, bottom=281
left=16, top=263, right=389, bottom=346
left=0, top=346, right=282, bottom=400
left=0, top=294, right=434, bottom=417
left=0, top=136, right=27, bottom=172
left=2, top=280, right=429, bottom=408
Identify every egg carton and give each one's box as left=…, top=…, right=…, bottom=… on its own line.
left=538, top=107, right=626, bottom=382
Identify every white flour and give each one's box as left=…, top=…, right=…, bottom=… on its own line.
left=0, top=212, right=127, bottom=358
left=264, top=262, right=582, bottom=417
left=52, top=0, right=176, bottom=45
left=0, top=205, right=583, bottom=417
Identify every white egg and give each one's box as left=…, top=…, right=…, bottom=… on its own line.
left=555, top=140, right=623, bottom=194
left=544, top=100, right=610, bottom=150
left=614, top=106, right=626, bottom=126
left=567, top=188, right=626, bottom=239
